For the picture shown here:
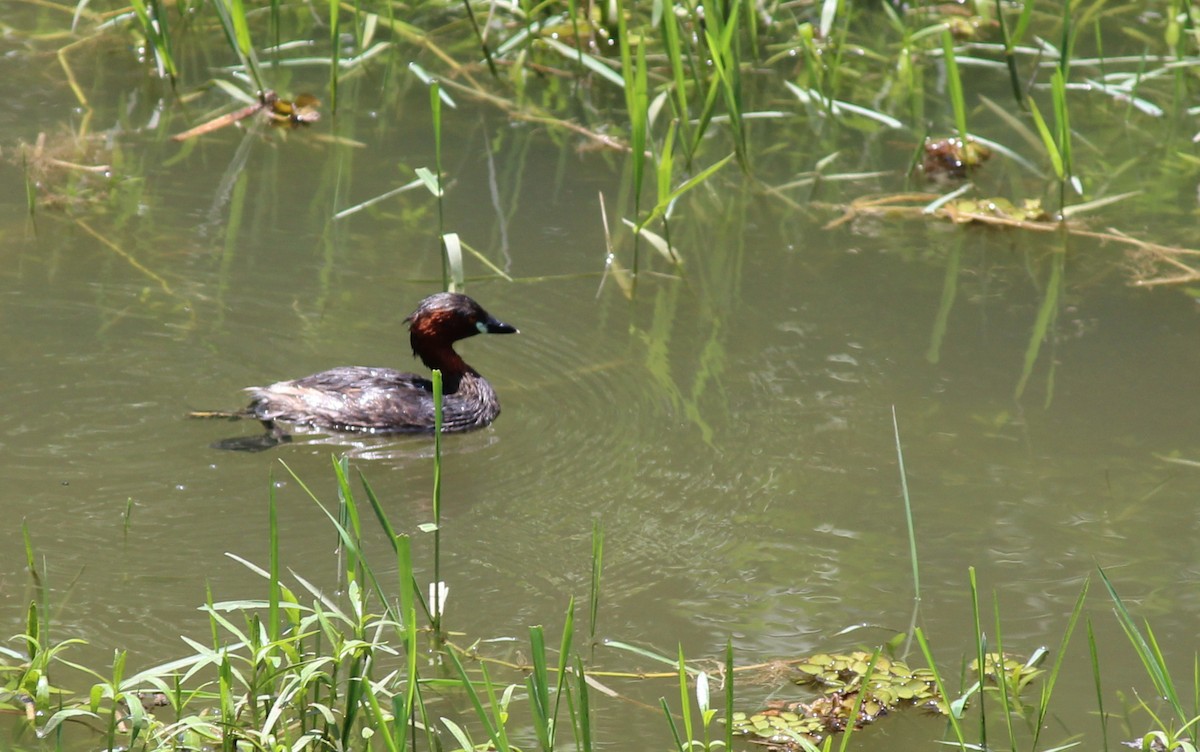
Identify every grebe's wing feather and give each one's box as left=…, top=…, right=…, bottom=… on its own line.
left=247, top=366, right=436, bottom=432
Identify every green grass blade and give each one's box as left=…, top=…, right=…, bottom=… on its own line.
left=540, top=38, right=624, bottom=87
left=459, top=0, right=498, bottom=78
left=993, top=0, right=1023, bottom=106
left=676, top=645, right=694, bottom=742
left=445, top=650, right=511, bottom=752
left=1050, top=68, right=1072, bottom=187
left=913, top=628, right=966, bottom=744
left=431, top=369, right=444, bottom=639
left=428, top=82, right=448, bottom=289
left=1031, top=577, right=1090, bottom=751
left=328, top=0, right=339, bottom=112
left=660, top=696, right=686, bottom=751
left=942, top=30, right=968, bottom=144
left=617, top=3, right=648, bottom=282
left=639, top=152, right=735, bottom=233
left=724, top=639, right=734, bottom=750
left=361, top=473, right=433, bottom=624
left=211, top=0, right=263, bottom=91
left=1087, top=618, right=1110, bottom=752
left=268, top=471, right=280, bottom=645
left=1027, top=98, right=1063, bottom=179
left=1098, top=568, right=1185, bottom=720
left=990, top=590, right=1018, bottom=752
left=968, top=568, right=988, bottom=750
left=891, top=406, right=920, bottom=601
left=589, top=520, right=604, bottom=643
left=442, top=233, right=464, bottom=293
left=552, top=598, right=575, bottom=735
left=528, top=625, right=552, bottom=750
left=574, top=655, right=593, bottom=751
left=836, top=648, right=881, bottom=752
left=659, top=9, right=694, bottom=167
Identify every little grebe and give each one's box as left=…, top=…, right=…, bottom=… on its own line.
left=198, top=293, right=517, bottom=449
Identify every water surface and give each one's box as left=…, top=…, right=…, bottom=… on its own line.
left=1, top=15, right=1199, bottom=749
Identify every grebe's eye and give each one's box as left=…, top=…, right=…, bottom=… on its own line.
left=474, top=320, right=489, bottom=333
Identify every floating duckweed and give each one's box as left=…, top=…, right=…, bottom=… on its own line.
left=732, top=651, right=1041, bottom=752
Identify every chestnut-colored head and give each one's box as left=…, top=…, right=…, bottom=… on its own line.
left=405, top=292, right=517, bottom=339
left=405, top=293, right=517, bottom=373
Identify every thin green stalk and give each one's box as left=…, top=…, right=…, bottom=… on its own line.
left=989, top=591, right=1018, bottom=752
left=211, top=0, right=264, bottom=91
left=724, top=639, right=734, bottom=751
left=360, top=655, right=400, bottom=752
left=553, top=598, right=575, bottom=738
left=122, top=498, right=133, bottom=537
left=445, top=649, right=512, bottom=752
left=913, top=629, right=966, bottom=746
left=283, top=461, right=413, bottom=641
left=994, top=0, right=1027, bottom=107
left=699, top=0, right=747, bottom=168
left=431, top=369, right=444, bottom=640
left=659, top=9, right=695, bottom=168
left=443, top=232, right=465, bottom=292
left=269, top=0, right=280, bottom=61
left=617, top=3, right=648, bottom=286
left=268, top=470, right=280, bottom=646
left=360, top=473, right=434, bottom=624
left=332, top=455, right=365, bottom=586
left=660, top=695, right=686, bottom=752
left=835, top=648, right=881, bottom=752
left=1099, top=568, right=1188, bottom=732
left=460, top=0, right=499, bottom=78
left=396, top=534, right=418, bottom=752
left=129, top=0, right=177, bottom=80
left=429, top=83, right=448, bottom=289
left=588, top=520, right=604, bottom=644
left=218, top=655, right=235, bottom=752
left=340, top=653, right=366, bottom=750
left=21, top=523, right=44, bottom=610
left=891, top=406, right=920, bottom=601
left=676, top=645, right=693, bottom=743
left=573, top=655, right=593, bottom=752
left=1087, top=618, right=1110, bottom=752
left=942, top=30, right=968, bottom=145
left=328, top=0, right=339, bottom=112
left=528, top=625, right=552, bottom=751
left=1050, top=67, right=1073, bottom=210
left=968, top=569, right=987, bottom=751
left=22, top=150, right=36, bottom=222
left=1031, top=577, right=1090, bottom=751
left=102, top=650, right=126, bottom=752
left=564, top=0, right=586, bottom=80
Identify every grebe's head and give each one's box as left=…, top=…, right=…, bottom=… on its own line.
left=405, top=292, right=518, bottom=346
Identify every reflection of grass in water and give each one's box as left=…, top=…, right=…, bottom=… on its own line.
left=30, top=0, right=1200, bottom=304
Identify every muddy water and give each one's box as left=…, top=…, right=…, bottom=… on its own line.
left=1, top=25, right=1199, bottom=750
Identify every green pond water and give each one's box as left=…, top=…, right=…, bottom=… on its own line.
left=2, top=3, right=1200, bottom=748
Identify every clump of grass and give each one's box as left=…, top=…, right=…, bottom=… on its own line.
left=128, top=0, right=177, bottom=81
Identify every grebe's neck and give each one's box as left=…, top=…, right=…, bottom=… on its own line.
left=413, top=337, right=478, bottom=393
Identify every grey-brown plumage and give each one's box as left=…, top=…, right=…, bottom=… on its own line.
left=195, top=293, right=517, bottom=450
